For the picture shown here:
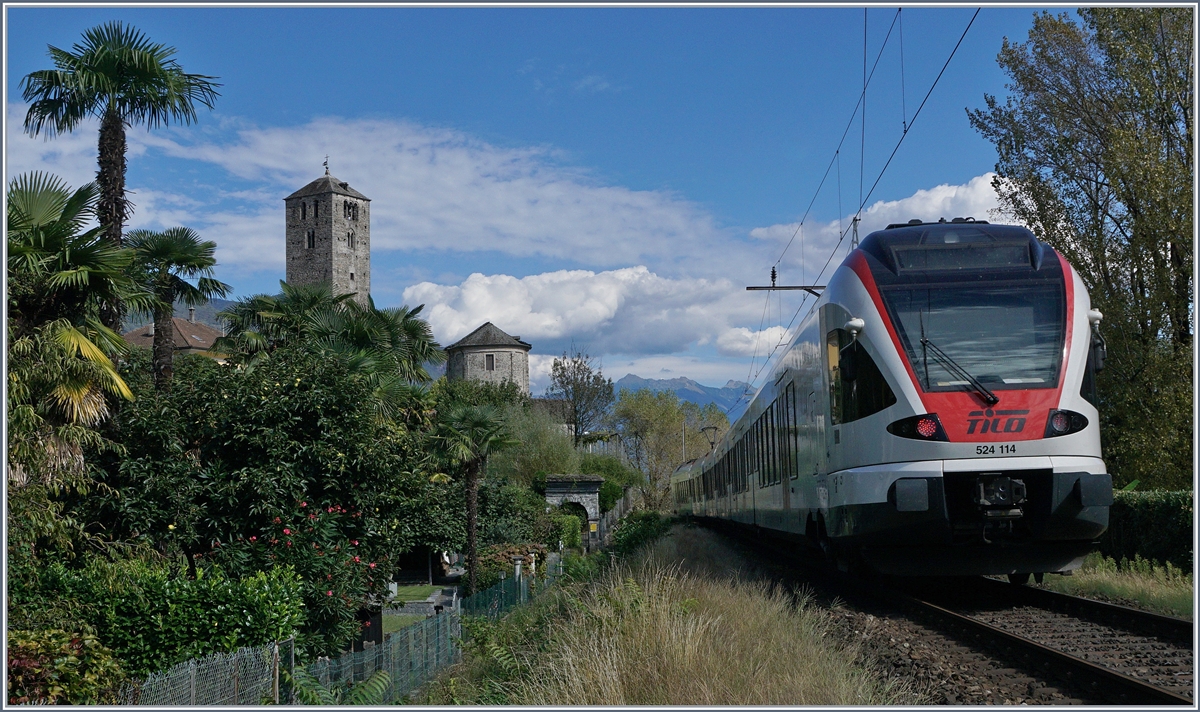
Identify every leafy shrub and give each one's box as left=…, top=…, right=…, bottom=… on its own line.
left=1100, top=490, right=1193, bottom=568
left=608, top=511, right=674, bottom=556
left=206, top=500, right=387, bottom=661
left=549, top=511, right=582, bottom=550
left=560, top=552, right=603, bottom=581
left=473, top=543, right=550, bottom=592
left=7, top=629, right=125, bottom=704
left=580, top=454, right=643, bottom=513
left=32, top=559, right=303, bottom=677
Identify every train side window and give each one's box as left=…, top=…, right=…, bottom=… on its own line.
left=786, top=382, right=799, bottom=479
left=828, top=328, right=897, bottom=424
left=773, top=404, right=781, bottom=485
left=756, top=417, right=765, bottom=488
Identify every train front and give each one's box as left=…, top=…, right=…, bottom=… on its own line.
left=834, top=221, right=1111, bottom=577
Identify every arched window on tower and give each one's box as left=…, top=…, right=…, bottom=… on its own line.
left=301, top=202, right=307, bottom=220
left=352, top=203, right=359, bottom=221
left=306, top=229, right=315, bottom=249
left=314, top=201, right=319, bottom=219
left=348, top=231, right=355, bottom=250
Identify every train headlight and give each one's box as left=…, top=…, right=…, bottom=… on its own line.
left=1044, top=409, right=1088, bottom=438
left=887, top=413, right=949, bottom=441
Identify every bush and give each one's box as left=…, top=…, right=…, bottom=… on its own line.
left=1100, top=490, right=1193, bottom=568
left=31, top=559, right=303, bottom=677
left=549, top=511, right=582, bottom=549
left=581, top=454, right=643, bottom=513
left=609, top=511, right=674, bottom=557
left=7, top=629, right=126, bottom=704
left=472, top=543, right=550, bottom=592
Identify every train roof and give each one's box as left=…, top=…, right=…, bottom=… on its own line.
left=859, top=220, right=1048, bottom=275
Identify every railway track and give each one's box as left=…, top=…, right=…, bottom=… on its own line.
left=892, top=578, right=1194, bottom=705
left=704, top=521, right=1194, bottom=705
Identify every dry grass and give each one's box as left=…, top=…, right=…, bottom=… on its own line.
left=420, top=525, right=912, bottom=705
left=1038, top=552, right=1193, bottom=619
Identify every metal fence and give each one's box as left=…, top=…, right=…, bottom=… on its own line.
left=306, top=613, right=459, bottom=703
left=115, top=565, right=564, bottom=704
left=118, top=639, right=293, bottom=705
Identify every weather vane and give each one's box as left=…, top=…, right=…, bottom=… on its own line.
left=324, top=155, right=329, bottom=174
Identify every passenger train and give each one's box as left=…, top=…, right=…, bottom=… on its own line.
left=671, top=219, right=1112, bottom=579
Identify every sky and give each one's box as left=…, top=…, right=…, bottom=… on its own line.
left=5, top=4, right=1063, bottom=397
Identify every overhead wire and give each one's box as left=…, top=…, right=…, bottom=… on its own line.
left=727, top=8, right=981, bottom=416
left=770, top=8, right=901, bottom=270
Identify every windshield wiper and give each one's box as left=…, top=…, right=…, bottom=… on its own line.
left=919, top=336, right=999, bottom=406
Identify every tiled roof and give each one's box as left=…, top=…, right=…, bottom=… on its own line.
left=284, top=172, right=370, bottom=201
left=445, top=322, right=532, bottom=351
left=123, top=318, right=225, bottom=352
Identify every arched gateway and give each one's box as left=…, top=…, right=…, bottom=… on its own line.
left=544, top=474, right=604, bottom=551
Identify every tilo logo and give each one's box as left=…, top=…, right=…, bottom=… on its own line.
left=967, top=409, right=1030, bottom=434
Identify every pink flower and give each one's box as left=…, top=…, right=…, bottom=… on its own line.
left=351, top=540, right=358, bottom=546
left=273, top=517, right=281, bottom=524
left=286, top=541, right=292, bottom=547
left=327, top=574, right=332, bottom=580
left=369, top=563, right=376, bottom=569
left=327, top=590, right=333, bottom=596
left=301, top=501, right=307, bottom=507
left=250, top=536, right=257, bottom=542
left=353, top=556, right=360, bottom=563
left=309, top=513, right=317, bottom=520
left=283, top=528, right=291, bottom=535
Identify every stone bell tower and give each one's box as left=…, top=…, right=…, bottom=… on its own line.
left=284, top=164, right=371, bottom=306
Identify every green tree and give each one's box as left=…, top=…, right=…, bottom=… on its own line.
left=546, top=346, right=614, bottom=446
left=21, top=22, right=220, bottom=329
left=438, top=405, right=516, bottom=594
left=6, top=172, right=138, bottom=565
left=969, top=8, right=1192, bottom=488
left=608, top=389, right=727, bottom=508
left=216, top=282, right=444, bottom=423
left=127, top=227, right=230, bottom=392
left=487, top=403, right=580, bottom=488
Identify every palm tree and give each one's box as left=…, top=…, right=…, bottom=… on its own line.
left=438, top=405, right=515, bottom=594
left=6, top=171, right=136, bottom=496
left=127, top=227, right=230, bottom=391
left=213, top=281, right=354, bottom=364
left=7, top=172, right=147, bottom=344
left=21, top=21, right=220, bottom=329
left=215, top=283, right=446, bottom=421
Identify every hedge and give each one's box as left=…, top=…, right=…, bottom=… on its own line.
left=32, top=560, right=304, bottom=677
left=1099, top=490, right=1193, bottom=569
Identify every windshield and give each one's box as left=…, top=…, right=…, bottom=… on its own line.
left=881, top=281, right=1065, bottom=392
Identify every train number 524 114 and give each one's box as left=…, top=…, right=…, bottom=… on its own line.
left=976, top=444, right=1017, bottom=455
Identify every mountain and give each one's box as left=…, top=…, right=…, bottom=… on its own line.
left=614, top=374, right=754, bottom=423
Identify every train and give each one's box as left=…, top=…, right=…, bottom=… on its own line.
left=671, top=219, right=1112, bottom=580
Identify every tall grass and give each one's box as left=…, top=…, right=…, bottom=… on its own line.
left=1039, top=552, right=1193, bottom=619
left=422, top=526, right=913, bottom=705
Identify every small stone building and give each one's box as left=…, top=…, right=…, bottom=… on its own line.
left=284, top=168, right=371, bottom=307
left=444, top=322, right=531, bottom=395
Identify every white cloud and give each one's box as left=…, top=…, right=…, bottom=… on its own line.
left=128, top=115, right=737, bottom=277
left=750, top=172, right=1005, bottom=283
left=404, top=266, right=779, bottom=358
left=6, top=104, right=101, bottom=192
left=716, top=325, right=793, bottom=358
